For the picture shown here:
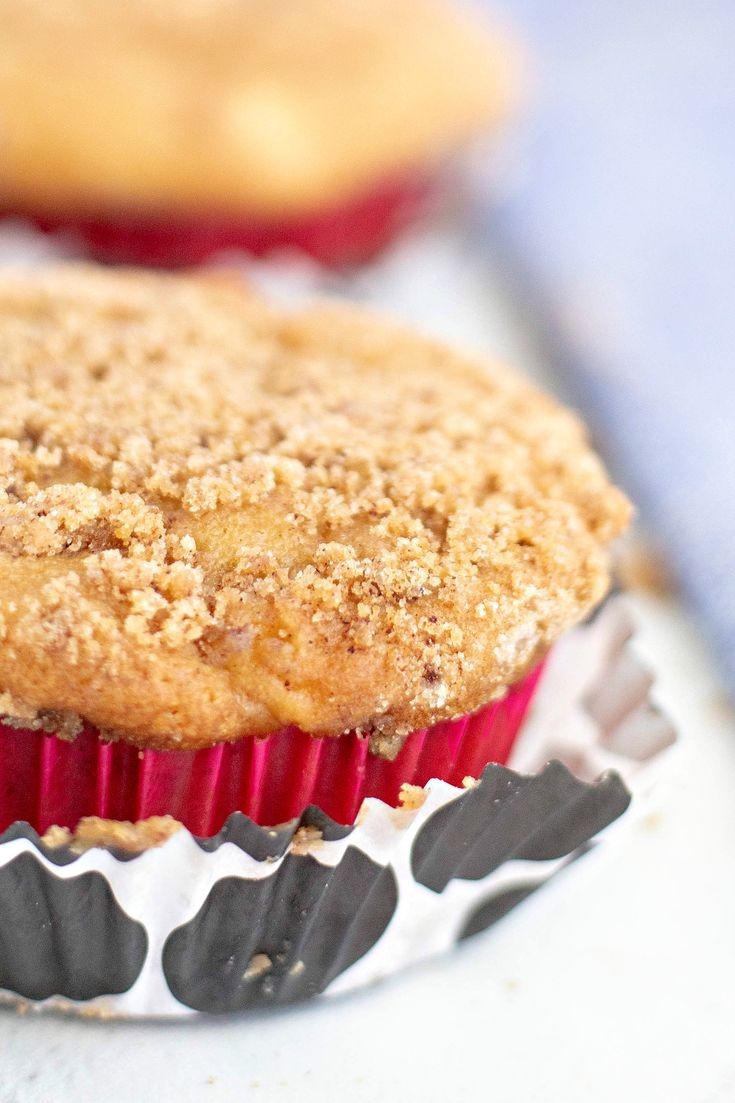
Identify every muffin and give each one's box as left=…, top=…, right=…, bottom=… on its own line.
left=0, top=263, right=630, bottom=827
left=0, top=265, right=669, bottom=1017
left=0, top=0, right=518, bottom=267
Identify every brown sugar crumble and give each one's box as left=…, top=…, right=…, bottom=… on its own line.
left=0, top=265, right=630, bottom=751
left=41, top=814, right=182, bottom=854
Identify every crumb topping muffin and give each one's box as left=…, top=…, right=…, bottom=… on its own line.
left=0, top=0, right=517, bottom=220
left=0, top=266, right=630, bottom=750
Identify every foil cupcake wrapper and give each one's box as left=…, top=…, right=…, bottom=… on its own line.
left=1, top=170, right=435, bottom=268
left=0, top=597, right=675, bottom=1018
left=0, top=666, right=541, bottom=834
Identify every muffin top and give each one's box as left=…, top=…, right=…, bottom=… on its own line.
left=0, top=0, right=517, bottom=219
left=0, top=266, right=629, bottom=752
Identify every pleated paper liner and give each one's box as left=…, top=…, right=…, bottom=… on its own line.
left=0, top=170, right=434, bottom=269
left=0, top=761, right=635, bottom=1016
left=0, top=600, right=676, bottom=1017
left=0, top=663, right=542, bottom=835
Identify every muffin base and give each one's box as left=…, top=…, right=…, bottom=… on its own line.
left=0, top=598, right=675, bottom=1018
left=0, top=664, right=542, bottom=835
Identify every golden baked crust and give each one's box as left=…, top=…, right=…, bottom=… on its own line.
left=0, top=0, right=518, bottom=218
left=0, top=265, right=630, bottom=749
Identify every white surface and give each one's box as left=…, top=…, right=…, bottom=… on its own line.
left=1, top=231, right=734, bottom=1101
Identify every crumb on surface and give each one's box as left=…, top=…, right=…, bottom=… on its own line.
left=290, top=824, right=324, bottom=855
left=243, top=953, right=272, bottom=981
left=40, top=814, right=182, bottom=853
left=397, top=782, right=427, bottom=810
left=641, top=811, right=664, bottom=833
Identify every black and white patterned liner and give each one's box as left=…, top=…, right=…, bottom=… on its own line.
left=0, top=598, right=675, bottom=1017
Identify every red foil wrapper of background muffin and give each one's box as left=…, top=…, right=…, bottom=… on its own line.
left=1, top=171, right=435, bottom=269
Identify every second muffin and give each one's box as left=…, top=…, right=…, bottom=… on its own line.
left=0, top=0, right=518, bottom=266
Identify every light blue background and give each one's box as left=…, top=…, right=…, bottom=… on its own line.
left=485, top=1, right=735, bottom=690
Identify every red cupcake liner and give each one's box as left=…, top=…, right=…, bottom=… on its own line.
left=0, top=663, right=543, bottom=836
left=2, top=171, right=433, bottom=269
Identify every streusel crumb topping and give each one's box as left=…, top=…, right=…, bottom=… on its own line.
left=0, top=265, right=630, bottom=751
